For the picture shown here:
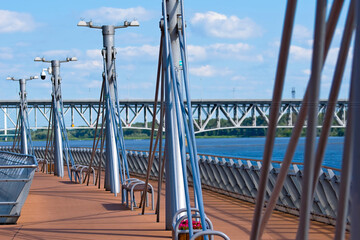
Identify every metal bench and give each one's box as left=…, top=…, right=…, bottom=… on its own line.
left=70, top=164, right=95, bottom=185
left=122, top=178, right=154, bottom=211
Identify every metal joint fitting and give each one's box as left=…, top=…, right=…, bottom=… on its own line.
left=177, top=15, right=182, bottom=31
left=159, top=19, right=165, bottom=30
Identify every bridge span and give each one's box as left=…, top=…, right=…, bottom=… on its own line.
left=0, top=99, right=348, bottom=134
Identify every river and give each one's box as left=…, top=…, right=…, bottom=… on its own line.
left=5, top=136, right=343, bottom=169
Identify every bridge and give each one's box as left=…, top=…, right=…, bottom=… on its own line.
left=0, top=99, right=348, bottom=134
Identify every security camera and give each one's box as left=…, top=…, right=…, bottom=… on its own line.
left=41, top=69, right=46, bottom=80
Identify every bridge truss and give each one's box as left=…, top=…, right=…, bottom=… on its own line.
left=0, top=99, right=348, bottom=134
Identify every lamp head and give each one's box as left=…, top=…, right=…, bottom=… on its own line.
left=77, top=20, right=88, bottom=27
left=34, top=57, right=44, bottom=62
left=129, top=20, right=140, bottom=27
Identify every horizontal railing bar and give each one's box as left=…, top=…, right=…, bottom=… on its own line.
left=0, top=178, right=31, bottom=182
left=0, top=202, right=17, bottom=205
left=0, top=165, right=37, bottom=169
left=126, top=149, right=342, bottom=172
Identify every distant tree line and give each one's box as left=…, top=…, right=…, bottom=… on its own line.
left=1, top=113, right=345, bottom=141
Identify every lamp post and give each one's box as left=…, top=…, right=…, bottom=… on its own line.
left=77, top=20, right=139, bottom=195
left=34, top=57, right=77, bottom=177
left=162, top=0, right=187, bottom=229
left=7, top=76, right=38, bottom=155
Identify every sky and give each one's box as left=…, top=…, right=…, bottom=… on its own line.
left=0, top=0, right=353, bottom=101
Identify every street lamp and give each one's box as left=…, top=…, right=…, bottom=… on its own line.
left=77, top=19, right=139, bottom=195
left=34, top=56, right=77, bottom=63
left=7, top=75, right=39, bottom=155
left=34, top=56, right=77, bottom=178
left=77, top=20, right=139, bottom=29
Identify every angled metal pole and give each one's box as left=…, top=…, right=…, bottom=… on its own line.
left=296, top=0, right=327, bottom=239
left=250, top=0, right=297, bottom=238
left=258, top=0, right=344, bottom=235
left=163, top=0, right=187, bottom=230
left=19, top=79, right=28, bottom=155
left=35, top=56, right=77, bottom=178
left=77, top=20, right=139, bottom=195
left=51, top=60, right=64, bottom=178
left=8, top=76, right=38, bottom=154
left=349, top=0, right=360, bottom=237
left=102, top=25, right=120, bottom=195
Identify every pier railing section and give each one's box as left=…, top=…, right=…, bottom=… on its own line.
left=0, top=151, right=37, bottom=224
left=0, top=146, right=345, bottom=227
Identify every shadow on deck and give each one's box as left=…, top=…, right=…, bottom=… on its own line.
left=0, top=172, right=348, bottom=239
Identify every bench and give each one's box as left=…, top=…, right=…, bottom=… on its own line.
left=122, top=178, right=154, bottom=211
left=70, top=164, right=96, bottom=185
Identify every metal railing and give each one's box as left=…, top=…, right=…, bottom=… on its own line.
left=0, top=151, right=37, bottom=224
left=0, top=146, right=345, bottom=226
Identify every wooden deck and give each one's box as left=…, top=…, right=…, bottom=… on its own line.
left=0, top=172, right=348, bottom=239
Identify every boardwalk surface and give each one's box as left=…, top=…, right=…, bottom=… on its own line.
left=0, top=172, right=347, bottom=239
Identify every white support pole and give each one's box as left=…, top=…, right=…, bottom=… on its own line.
left=163, top=0, right=187, bottom=230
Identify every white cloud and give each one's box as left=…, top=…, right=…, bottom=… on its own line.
left=209, top=42, right=251, bottom=53
left=117, top=45, right=158, bottom=58
left=290, top=45, right=312, bottom=61
left=190, top=65, right=232, bottom=77
left=34, top=82, right=52, bottom=89
left=231, top=75, right=246, bottom=81
left=0, top=10, right=36, bottom=33
left=188, top=45, right=207, bottom=61
left=188, top=43, right=263, bottom=63
left=190, top=65, right=216, bottom=77
left=41, top=49, right=82, bottom=59
left=86, top=49, right=101, bottom=59
left=293, top=25, right=312, bottom=41
left=0, top=48, right=13, bottom=59
left=83, top=7, right=153, bottom=24
left=326, top=47, right=340, bottom=65
left=73, top=60, right=102, bottom=70
left=303, top=69, right=311, bottom=75
left=191, top=11, right=262, bottom=39
left=118, top=64, right=136, bottom=71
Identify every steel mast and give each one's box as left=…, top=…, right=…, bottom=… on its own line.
left=7, top=76, right=38, bottom=155
left=34, top=57, right=77, bottom=178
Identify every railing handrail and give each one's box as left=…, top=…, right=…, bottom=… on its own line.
left=6, top=146, right=341, bottom=173
left=0, top=165, right=38, bottom=169
left=125, top=148, right=342, bottom=173
left=0, top=150, right=38, bottom=167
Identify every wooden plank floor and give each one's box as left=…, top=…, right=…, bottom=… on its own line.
left=0, top=172, right=348, bottom=239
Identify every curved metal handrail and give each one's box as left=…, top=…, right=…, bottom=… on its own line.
left=190, top=230, right=230, bottom=240
left=172, top=208, right=214, bottom=240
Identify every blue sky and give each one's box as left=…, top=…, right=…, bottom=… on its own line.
left=0, top=0, right=352, bottom=101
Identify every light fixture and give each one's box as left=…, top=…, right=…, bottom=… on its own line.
left=77, top=19, right=140, bottom=29
left=77, top=20, right=88, bottom=27
left=66, top=57, right=77, bottom=62
left=129, top=20, right=140, bottom=27
left=34, top=57, right=43, bottom=62
left=34, top=56, right=78, bottom=63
